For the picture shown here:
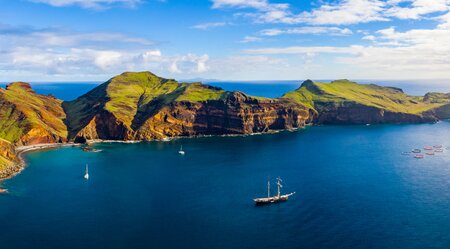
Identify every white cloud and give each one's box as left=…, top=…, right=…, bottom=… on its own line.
left=211, top=0, right=388, bottom=25
left=212, top=0, right=269, bottom=9
left=436, top=11, right=450, bottom=29
left=240, top=36, right=262, bottom=43
left=0, top=23, right=211, bottom=80
left=260, top=27, right=353, bottom=36
left=243, top=13, right=450, bottom=79
left=30, top=0, right=142, bottom=9
left=169, top=54, right=209, bottom=74
left=211, top=0, right=297, bottom=24
left=212, top=0, right=450, bottom=25
left=245, top=46, right=361, bottom=55
left=299, top=0, right=388, bottom=25
left=385, top=0, right=450, bottom=20
left=191, top=22, right=228, bottom=30
left=206, top=55, right=288, bottom=80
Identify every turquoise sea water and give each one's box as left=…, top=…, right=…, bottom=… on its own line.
left=1, top=82, right=450, bottom=248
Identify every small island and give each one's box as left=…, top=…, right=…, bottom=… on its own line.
left=1, top=71, right=450, bottom=180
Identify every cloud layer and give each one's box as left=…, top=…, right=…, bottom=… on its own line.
left=30, top=0, right=142, bottom=9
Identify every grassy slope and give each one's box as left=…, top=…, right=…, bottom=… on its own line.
left=283, top=80, right=449, bottom=114
left=105, top=72, right=230, bottom=124
left=0, top=82, right=67, bottom=143
left=64, top=72, right=230, bottom=135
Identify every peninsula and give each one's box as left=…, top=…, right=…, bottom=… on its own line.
left=1, top=71, right=449, bottom=179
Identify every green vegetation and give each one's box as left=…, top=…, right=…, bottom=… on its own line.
left=104, top=72, right=181, bottom=126
left=0, top=82, right=67, bottom=144
left=3, top=72, right=450, bottom=146
left=283, top=79, right=450, bottom=114
left=175, top=83, right=226, bottom=102
left=64, top=71, right=232, bottom=137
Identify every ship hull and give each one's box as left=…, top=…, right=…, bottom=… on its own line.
left=254, top=193, right=295, bottom=205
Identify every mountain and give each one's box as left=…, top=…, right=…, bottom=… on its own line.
left=283, top=79, right=450, bottom=124
left=63, top=71, right=312, bottom=142
left=0, top=82, right=67, bottom=145
left=1, top=73, right=450, bottom=179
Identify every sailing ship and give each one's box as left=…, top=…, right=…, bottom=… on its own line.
left=254, top=177, right=295, bottom=205
left=178, top=145, right=185, bottom=155
left=84, top=164, right=89, bottom=180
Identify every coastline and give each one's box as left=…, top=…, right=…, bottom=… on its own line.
left=0, top=143, right=81, bottom=183
left=0, top=128, right=305, bottom=183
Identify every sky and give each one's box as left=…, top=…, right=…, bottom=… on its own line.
left=1, top=0, right=450, bottom=82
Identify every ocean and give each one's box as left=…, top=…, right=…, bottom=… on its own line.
left=1, top=82, right=450, bottom=249
left=2, top=79, right=450, bottom=101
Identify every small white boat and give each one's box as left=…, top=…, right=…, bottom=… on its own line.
left=84, top=164, right=89, bottom=180
left=178, top=145, right=185, bottom=155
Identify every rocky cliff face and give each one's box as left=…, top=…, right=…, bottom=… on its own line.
left=2, top=72, right=450, bottom=180
left=312, top=101, right=437, bottom=124
left=69, top=90, right=313, bottom=141
left=283, top=79, right=449, bottom=124
left=0, top=139, right=21, bottom=179
left=62, top=72, right=313, bottom=142
left=133, top=92, right=312, bottom=140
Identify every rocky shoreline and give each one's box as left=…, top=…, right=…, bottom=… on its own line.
left=0, top=128, right=308, bottom=182
left=0, top=143, right=81, bottom=182
left=1, top=72, right=450, bottom=185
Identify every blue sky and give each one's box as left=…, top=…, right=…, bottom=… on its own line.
left=1, top=0, right=450, bottom=82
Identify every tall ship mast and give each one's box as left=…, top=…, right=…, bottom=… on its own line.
left=254, top=176, right=295, bottom=205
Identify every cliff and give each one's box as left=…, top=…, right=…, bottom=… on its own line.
left=1, top=73, right=450, bottom=180
left=63, top=72, right=312, bottom=141
left=283, top=80, right=450, bottom=124
left=0, top=139, right=20, bottom=179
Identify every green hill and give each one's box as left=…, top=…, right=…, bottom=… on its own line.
left=283, top=79, right=450, bottom=124
left=0, top=82, right=67, bottom=145
left=63, top=71, right=309, bottom=141
left=1, top=72, right=450, bottom=180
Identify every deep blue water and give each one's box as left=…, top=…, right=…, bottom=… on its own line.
left=1, top=122, right=450, bottom=249
left=2, top=79, right=449, bottom=100
left=1, top=82, right=450, bottom=248
left=208, top=81, right=300, bottom=98
left=0, top=81, right=300, bottom=100
left=0, top=83, right=100, bottom=101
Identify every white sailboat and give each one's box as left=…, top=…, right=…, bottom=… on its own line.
left=178, top=145, right=185, bottom=155
left=84, top=164, right=89, bottom=180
